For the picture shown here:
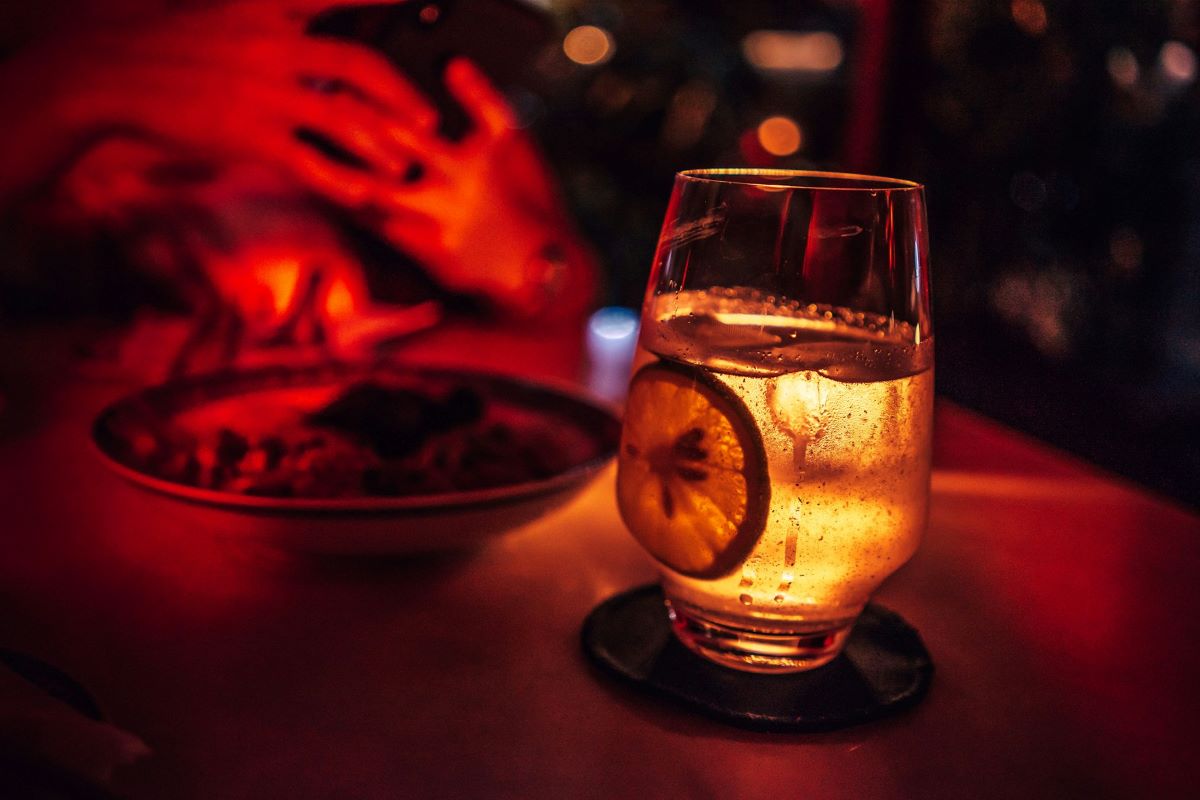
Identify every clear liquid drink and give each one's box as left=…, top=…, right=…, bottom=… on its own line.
left=616, top=169, right=933, bottom=673
left=618, top=288, right=932, bottom=670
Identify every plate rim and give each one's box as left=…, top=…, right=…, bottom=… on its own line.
left=91, top=362, right=620, bottom=516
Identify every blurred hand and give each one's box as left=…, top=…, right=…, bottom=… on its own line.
left=3, top=0, right=433, bottom=209
left=1, top=1, right=594, bottom=339
left=367, top=59, right=595, bottom=320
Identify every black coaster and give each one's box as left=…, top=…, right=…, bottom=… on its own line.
left=581, top=584, right=933, bottom=732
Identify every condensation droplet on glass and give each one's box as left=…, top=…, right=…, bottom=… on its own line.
left=739, top=593, right=754, bottom=606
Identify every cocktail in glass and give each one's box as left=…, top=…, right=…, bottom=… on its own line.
left=616, top=170, right=933, bottom=673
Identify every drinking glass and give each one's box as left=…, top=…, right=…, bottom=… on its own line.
left=616, top=170, right=933, bottom=673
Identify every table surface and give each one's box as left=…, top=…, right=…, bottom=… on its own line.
left=1, top=328, right=1198, bottom=799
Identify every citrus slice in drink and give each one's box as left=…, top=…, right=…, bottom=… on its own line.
left=616, top=361, right=770, bottom=579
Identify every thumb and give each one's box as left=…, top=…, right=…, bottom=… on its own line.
left=444, top=57, right=516, bottom=139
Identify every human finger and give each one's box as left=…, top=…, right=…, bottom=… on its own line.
left=374, top=123, right=458, bottom=181
left=287, top=91, right=422, bottom=177
left=82, top=62, right=418, bottom=210
left=153, top=42, right=435, bottom=175
left=276, top=135, right=390, bottom=209
left=102, top=29, right=437, bottom=134
left=443, top=57, right=516, bottom=140
left=294, top=39, right=437, bottom=129
left=127, top=35, right=439, bottom=135
left=371, top=183, right=461, bottom=221
left=103, top=62, right=409, bottom=182
left=377, top=212, right=447, bottom=265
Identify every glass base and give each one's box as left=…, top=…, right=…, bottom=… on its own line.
left=665, top=598, right=856, bottom=673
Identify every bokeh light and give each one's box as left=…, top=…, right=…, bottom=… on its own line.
left=1011, top=0, right=1048, bottom=37
left=586, top=306, right=639, bottom=403
left=756, top=116, right=804, bottom=157
left=588, top=306, right=639, bottom=341
left=417, top=3, right=440, bottom=24
left=1106, top=47, right=1140, bottom=88
left=741, top=30, right=843, bottom=73
left=563, top=25, right=615, bottom=66
left=1159, top=41, right=1197, bottom=85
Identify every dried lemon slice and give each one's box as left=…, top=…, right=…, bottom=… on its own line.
left=616, top=361, right=769, bottom=579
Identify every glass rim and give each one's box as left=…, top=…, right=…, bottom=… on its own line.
left=676, top=168, right=923, bottom=192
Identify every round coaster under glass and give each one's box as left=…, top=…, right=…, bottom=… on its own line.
left=581, top=584, right=933, bottom=732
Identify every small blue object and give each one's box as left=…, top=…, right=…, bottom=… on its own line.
left=585, top=307, right=640, bottom=403
left=588, top=306, right=639, bottom=341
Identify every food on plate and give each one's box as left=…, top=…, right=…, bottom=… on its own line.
left=121, top=379, right=578, bottom=498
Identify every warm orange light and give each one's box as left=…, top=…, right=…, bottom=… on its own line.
left=241, top=254, right=368, bottom=327
left=563, top=25, right=614, bottom=66
left=254, top=258, right=303, bottom=317
left=1011, top=0, right=1048, bottom=36
left=1107, top=47, right=1139, bottom=88
left=324, top=276, right=358, bottom=319
left=1159, top=40, right=1197, bottom=84
left=756, top=116, right=804, bottom=157
left=741, top=30, right=843, bottom=73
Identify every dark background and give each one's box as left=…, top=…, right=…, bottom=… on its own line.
left=0, top=0, right=1196, bottom=507
left=524, top=0, right=1200, bottom=507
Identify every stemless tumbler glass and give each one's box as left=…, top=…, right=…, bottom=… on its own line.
left=615, top=170, right=933, bottom=673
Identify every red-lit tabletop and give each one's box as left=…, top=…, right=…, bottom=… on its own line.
left=1, top=331, right=1197, bottom=799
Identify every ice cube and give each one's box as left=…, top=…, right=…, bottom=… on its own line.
left=767, top=372, right=829, bottom=471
